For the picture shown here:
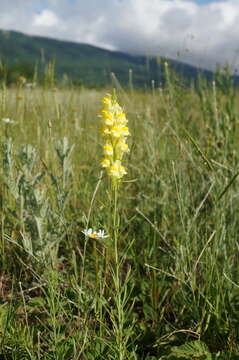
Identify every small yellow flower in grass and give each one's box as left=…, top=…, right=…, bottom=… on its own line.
left=103, top=144, right=113, bottom=156
left=101, top=158, right=110, bottom=168
left=101, top=126, right=111, bottom=136
left=116, top=141, right=129, bottom=155
left=101, top=110, right=114, bottom=125
left=116, top=112, right=128, bottom=125
left=108, top=160, right=127, bottom=180
left=99, top=91, right=130, bottom=185
left=111, top=126, right=130, bottom=138
left=102, top=96, right=111, bottom=105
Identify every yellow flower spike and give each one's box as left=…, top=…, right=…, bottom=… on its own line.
left=99, top=91, right=130, bottom=185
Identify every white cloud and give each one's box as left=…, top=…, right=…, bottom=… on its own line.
left=0, top=0, right=239, bottom=70
left=33, top=9, right=59, bottom=27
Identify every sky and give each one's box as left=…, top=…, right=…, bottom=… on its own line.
left=0, top=0, right=239, bottom=70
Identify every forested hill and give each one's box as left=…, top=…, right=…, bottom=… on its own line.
left=0, top=29, right=213, bottom=87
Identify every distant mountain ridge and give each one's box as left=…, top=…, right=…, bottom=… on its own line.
left=0, top=29, right=213, bottom=87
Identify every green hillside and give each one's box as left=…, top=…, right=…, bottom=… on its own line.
left=0, top=29, right=213, bottom=87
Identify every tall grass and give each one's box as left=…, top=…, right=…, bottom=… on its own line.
left=1, top=70, right=239, bottom=359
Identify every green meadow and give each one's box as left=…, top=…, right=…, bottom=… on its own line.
left=1, top=69, right=239, bottom=359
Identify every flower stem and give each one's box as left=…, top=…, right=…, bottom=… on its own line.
left=112, top=184, right=125, bottom=360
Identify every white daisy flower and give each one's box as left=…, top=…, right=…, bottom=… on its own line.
left=2, top=118, right=16, bottom=124
left=82, top=228, right=109, bottom=239
left=82, top=228, right=98, bottom=238
left=97, top=229, right=109, bottom=239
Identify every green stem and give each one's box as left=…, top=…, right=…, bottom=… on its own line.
left=113, top=184, right=119, bottom=271
left=113, top=183, right=124, bottom=360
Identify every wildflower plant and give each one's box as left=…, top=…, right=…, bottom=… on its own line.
left=98, top=90, right=134, bottom=359
left=100, top=91, right=130, bottom=187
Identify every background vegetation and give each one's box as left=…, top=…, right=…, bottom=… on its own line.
left=1, top=64, right=239, bottom=359
left=0, top=29, right=215, bottom=88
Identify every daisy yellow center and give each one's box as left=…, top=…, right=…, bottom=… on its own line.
left=89, top=233, right=97, bottom=238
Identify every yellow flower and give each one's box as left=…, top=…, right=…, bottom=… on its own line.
left=111, top=126, right=130, bottom=138
left=99, top=91, right=130, bottom=184
left=103, top=144, right=114, bottom=156
left=101, top=110, right=115, bottom=125
left=108, top=160, right=127, bottom=179
left=116, top=141, right=129, bottom=155
left=102, top=96, right=111, bottom=105
left=101, top=126, right=111, bottom=136
left=101, top=158, right=110, bottom=168
left=104, top=119, right=114, bottom=126
left=116, top=112, right=128, bottom=125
